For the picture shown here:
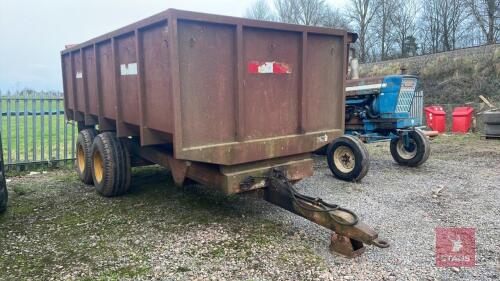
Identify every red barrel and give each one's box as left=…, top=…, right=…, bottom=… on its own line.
left=424, top=106, right=446, bottom=133
left=452, top=107, right=474, bottom=133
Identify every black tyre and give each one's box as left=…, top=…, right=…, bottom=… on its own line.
left=327, top=135, right=370, bottom=181
left=0, top=187, right=6, bottom=213
left=314, top=145, right=328, bottom=155
left=0, top=170, right=7, bottom=214
left=91, top=132, right=131, bottom=197
left=76, top=128, right=97, bottom=184
left=390, top=129, right=430, bottom=167
left=0, top=137, right=7, bottom=213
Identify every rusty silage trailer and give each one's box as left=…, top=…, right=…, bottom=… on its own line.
left=61, top=9, right=387, bottom=257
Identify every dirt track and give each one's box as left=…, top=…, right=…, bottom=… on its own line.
left=0, top=134, right=499, bottom=280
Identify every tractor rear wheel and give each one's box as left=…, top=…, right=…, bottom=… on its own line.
left=327, top=135, right=370, bottom=182
left=390, top=129, right=430, bottom=167
left=91, top=132, right=131, bottom=197
left=76, top=128, right=97, bottom=184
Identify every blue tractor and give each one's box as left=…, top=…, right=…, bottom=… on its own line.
left=324, top=75, right=430, bottom=181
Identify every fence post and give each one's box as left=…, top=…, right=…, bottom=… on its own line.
left=24, top=95, right=28, bottom=164
left=15, top=95, right=20, bottom=166
left=64, top=117, right=68, bottom=163
left=40, top=94, right=45, bottom=162
left=7, top=91, right=11, bottom=165
left=48, top=94, right=53, bottom=164
left=56, top=95, right=61, bottom=163
left=71, top=120, right=75, bottom=159
left=32, top=93, right=37, bottom=164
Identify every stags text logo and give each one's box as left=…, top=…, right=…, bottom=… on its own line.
left=435, top=228, right=476, bottom=267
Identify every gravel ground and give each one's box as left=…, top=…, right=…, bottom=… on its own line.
left=0, top=134, right=498, bottom=280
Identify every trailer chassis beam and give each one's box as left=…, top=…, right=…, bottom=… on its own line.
left=261, top=169, right=389, bottom=258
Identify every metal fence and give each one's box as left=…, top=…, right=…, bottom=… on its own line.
left=1, top=92, right=77, bottom=171
left=410, top=91, right=424, bottom=123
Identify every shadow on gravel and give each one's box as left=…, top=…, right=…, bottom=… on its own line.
left=128, top=166, right=247, bottom=216
left=0, top=166, right=293, bottom=280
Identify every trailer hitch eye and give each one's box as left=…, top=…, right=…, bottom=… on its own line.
left=372, top=239, right=390, bottom=248
left=240, top=176, right=267, bottom=191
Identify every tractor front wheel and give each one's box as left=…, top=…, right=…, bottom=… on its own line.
left=327, top=135, right=370, bottom=182
left=390, top=129, right=430, bottom=167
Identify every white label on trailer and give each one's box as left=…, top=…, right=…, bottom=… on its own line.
left=258, top=62, right=274, bottom=73
left=120, top=63, right=138, bottom=76
left=248, top=61, right=292, bottom=74
left=317, top=134, right=328, bottom=143
left=75, top=72, right=83, bottom=79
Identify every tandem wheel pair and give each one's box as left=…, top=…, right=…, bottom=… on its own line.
left=76, top=129, right=131, bottom=197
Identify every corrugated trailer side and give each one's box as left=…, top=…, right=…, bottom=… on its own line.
left=62, top=13, right=173, bottom=142
left=61, top=9, right=353, bottom=166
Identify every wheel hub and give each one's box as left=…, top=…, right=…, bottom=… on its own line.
left=396, top=139, right=417, bottom=160
left=77, top=145, right=85, bottom=173
left=93, top=151, right=104, bottom=184
left=334, top=146, right=355, bottom=173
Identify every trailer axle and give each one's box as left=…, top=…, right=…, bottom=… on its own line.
left=257, top=169, right=389, bottom=258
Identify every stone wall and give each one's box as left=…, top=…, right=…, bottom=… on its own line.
left=360, top=44, right=499, bottom=75
left=358, top=44, right=500, bottom=105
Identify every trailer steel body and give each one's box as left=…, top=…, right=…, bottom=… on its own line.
left=61, top=9, right=387, bottom=257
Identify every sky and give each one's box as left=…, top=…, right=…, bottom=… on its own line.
left=0, top=0, right=347, bottom=92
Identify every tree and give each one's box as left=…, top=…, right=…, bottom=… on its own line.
left=441, top=0, right=467, bottom=51
left=373, top=0, right=396, bottom=60
left=322, top=5, right=350, bottom=29
left=273, top=0, right=331, bottom=26
left=245, top=0, right=275, bottom=21
left=418, top=0, right=468, bottom=53
left=274, top=0, right=299, bottom=23
left=403, top=35, right=418, bottom=57
left=419, top=0, right=441, bottom=53
left=392, top=0, right=418, bottom=57
left=346, top=0, right=379, bottom=62
left=295, top=0, right=328, bottom=26
left=466, top=0, right=500, bottom=44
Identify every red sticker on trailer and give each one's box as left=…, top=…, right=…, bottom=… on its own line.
left=248, top=61, right=292, bottom=74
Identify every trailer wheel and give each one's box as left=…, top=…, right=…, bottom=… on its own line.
left=91, top=132, right=131, bottom=197
left=390, top=129, right=430, bottom=167
left=327, top=135, right=370, bottom=181
left=0, top=169, right=7, bottom=213
left=76, top=128, right=97, bottom=184
left=0, top=134, right=6, bottom=213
